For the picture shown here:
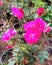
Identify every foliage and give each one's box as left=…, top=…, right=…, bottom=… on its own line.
left=0, top=0, right=52, bottom=65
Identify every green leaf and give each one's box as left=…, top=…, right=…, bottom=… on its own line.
left=38, top=54, right=44, bottom=64
left=48, top=11, right=52, bottom=17
left=50, top=23, right=52, bottom=26
left=18, top=55, right=23, bottom=61
left=42, top=14, right=50, bottom=22
left=38, top=51, right=49, bottom=64
left=8, top=60, right=15, bottom=65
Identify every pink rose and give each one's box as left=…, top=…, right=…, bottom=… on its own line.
left=5, top=44, right=13, bottom=50
left=1, top=28, right=17, bottom=42
left=23, top=18, right=46, bottom=32
left=44, top=23, right=52, bottom=33
left=11, top=6, right=24, bottom=20
left=23, top=18, right=46, bottom=44
left=24, top=30, right=41, bottom=44
left=36, top=7, right=46, bottom=16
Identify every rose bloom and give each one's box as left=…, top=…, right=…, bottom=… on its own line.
left=44, top=26, right=52, bottom=33
left=24, top=30, right=41, bottom=44
left=5, top=44, right=13, bottom=50
left=23, top=20, right=35, bottom=31
left=36, top=7, right=46, bottom=16
left=1, top=34, right=10, bottom=42
left=23, top=18, right=46, bottom=32
left=11, top=6, right=24, bottom=20
left=44, top=23, right=52, bottom=33
left=0, top=0, right=4, bottom=6
left=44, top=26, right=51, bottom=33
left=23, top=18, right=47, bottom=44
left=1, top=28, right=17, bottom=42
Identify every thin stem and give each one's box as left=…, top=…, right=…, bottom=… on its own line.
left=23, top=17, right=26, bottom=23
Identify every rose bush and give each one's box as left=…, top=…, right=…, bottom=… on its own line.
left=0, top=0, right=52, bottom=65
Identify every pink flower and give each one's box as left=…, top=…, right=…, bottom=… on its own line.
left=7, top=28, right=17, bottom=37
left=24, top=30, right=41, bottom=44
left=44, top=26, right=51, bottom=33
left=2, top=34, right=10, bottom=42
left=34, top=18, right=46, bottom=32
left=5, top=44, right=13, bottom=50
left=44, top=26, right=52, bottom=33
left=0, top=0, right=4, bottom=6
left=23, top=20, right=35, bottom=31
left=23, top=18, right=47, bottom=44
left=23, top=18, right=46, bottom=32
left=23, top=18, right=52, bottom=44
left=43, top=23, right=52, bottom=33
left=36, top=7, right=45, bottom=16
left=1, top=28, right=17, bottom=42
left=11, top=6, right=24, bottom=20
